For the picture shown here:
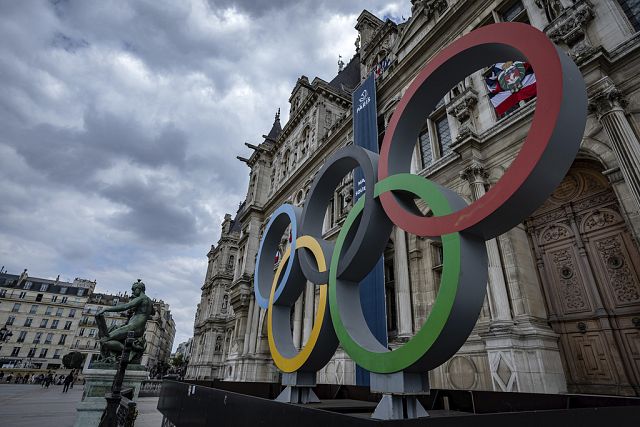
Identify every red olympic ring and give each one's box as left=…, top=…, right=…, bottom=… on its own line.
left=378, top=23, right=587, bottom=239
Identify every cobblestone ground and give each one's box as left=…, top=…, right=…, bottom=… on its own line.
left=0, top=384, right=162, bottom=426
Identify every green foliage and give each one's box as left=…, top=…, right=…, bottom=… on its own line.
left=171, top=353, right=185, bottom=368
left=62, top=351, right=85, bottom=369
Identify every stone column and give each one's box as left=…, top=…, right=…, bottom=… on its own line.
left=393, top=226, right=414, bottom=337
left=302, top=282, right=315, bottom=345
left=292, top=295, right=303, bottom=349
left=248, top=302, right=260, bottom=354
left=461, top=164, right=513, bottom=326
left=589, top=78, right=640, bottom=209
left=242, top=297, right=254, bottom=355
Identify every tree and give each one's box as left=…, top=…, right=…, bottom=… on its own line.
left=62, top=351, right=85, bottom=369
left=171, top=353, right=185, bottom=368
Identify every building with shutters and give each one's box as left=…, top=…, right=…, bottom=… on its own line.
left=187, top=0, right=640, bottom=396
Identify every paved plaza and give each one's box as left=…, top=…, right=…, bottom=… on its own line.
left=0, top=384, right=163, bottom=426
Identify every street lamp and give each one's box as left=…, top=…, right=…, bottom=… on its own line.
left=0, top=325, right=13, bottom=342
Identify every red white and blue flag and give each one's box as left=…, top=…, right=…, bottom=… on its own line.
left=484, top=61, right=537, bottom=116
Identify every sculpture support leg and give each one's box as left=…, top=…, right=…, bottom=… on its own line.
left=274, top=372, right=320, bottom=404
left=370, top=371, right=430, bottom=420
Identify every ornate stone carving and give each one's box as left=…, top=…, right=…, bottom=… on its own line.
left=582, top=209, right=618, bottom=232
left=459, top=162, right=488, bottom=185
left=535, top=0, right=565, bottom=22
left=411, top=0, right=448, bottom=20
left=551, top=249, right=588, bottom=312
left=588, top=78, right=628, bottom=118
left=594, top=237, right=640, bottom=304
left=545, top=0, right=595, bottom=63
left=541, top=224, right=572, bottom=243
left=447, top=87, right=478, bottom=123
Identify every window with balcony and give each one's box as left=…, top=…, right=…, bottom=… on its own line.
left=79, top=328, right=85, bottom=337
left=89, top=329, right=96, bottom=337
left=68, top=309, right=76, bottom=318
left=12, top=304, right=21, bottom=314
left=24, top=318, right=33, bottom=327
left=27, top=347, right=36, bottom=357
left=29, top=305, right=38, bottom=314
left=11, top=347, right=20, bottom=357
left=51, top=320, right=59, bottom=329
left=61, top=297, right=68, bottom=304
left=58, top=334, right=66, bottom=345
left=18, top=291, right=26, bottom=299
left=40, top=348, right=49, bottom=358
left=45, top=333, right=53, bottom=344
left=64, top=321, right=72, bottom=330
left=56, top=308, right=63, bottom=317
left=53, top=349, right=60, bottom=359
left=36, top=293, right=43, bottom=302
left=17, top=331, right=27, bottom=343
left=40, top=319, right=48, bottom=328
left=45, top=306, right=52, bottom=316
left=51, top=295, right=58, bottom=302
left=33, top=332, right=42, bottom=344
left=6, top=316, right=15, bottom=326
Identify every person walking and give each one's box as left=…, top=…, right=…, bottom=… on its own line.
left=62, top=372, right=73, bottom=393
left=44, top=372, right=52, bottom=388
left=69, top=370, right=76, bottom=389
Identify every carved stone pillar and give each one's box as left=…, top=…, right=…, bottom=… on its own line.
left=242, top=297, right=254, bottom=355
left=589, top=78, right=640, bottom=210
left=248, top=302, right=260, bottom=354
left=292, top=294, right=303, bottom=349
left=302, top=281, right=315, bottom=345
left=460, top=164, right=513, bottom=327
left=394, top=226, right=414, bottom=337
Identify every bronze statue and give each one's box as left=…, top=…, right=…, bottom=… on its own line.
left=94, top=279, right=155, bottom=364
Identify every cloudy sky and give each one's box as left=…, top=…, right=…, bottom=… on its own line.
left=0, top=0, right=411, bottom=350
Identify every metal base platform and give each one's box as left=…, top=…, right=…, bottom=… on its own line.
left=157, top=380, right=640, bottom=426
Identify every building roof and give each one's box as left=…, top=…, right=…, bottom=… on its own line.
left=0, top=271, right=91, bottom=297
left=264, top=109, right=282, bottom=142
left=328, top=52, right=361, bottom=94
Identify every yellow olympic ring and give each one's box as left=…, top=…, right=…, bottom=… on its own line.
left=267, top=235, right=328, bottom=372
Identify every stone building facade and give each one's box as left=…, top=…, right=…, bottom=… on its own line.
left=187, top=0, right=640, bottom=396
left=0, top=270, right=95, bottom=370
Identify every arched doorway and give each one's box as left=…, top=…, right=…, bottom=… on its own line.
left=526, top=159, right=640, bottom=396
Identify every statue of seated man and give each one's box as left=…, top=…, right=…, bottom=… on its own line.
left=94, top=279, right=155, bottom=364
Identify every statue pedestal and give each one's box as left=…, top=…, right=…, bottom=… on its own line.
left=74, top=364, right=148, bottom=427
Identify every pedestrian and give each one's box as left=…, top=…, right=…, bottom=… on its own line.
left=62, top=372, right=73, bottom=393
left=6, top=374, right=12, bottom=383
left=69, top=370, right=76, bottom=389
left=0, top=371, right=4, bottom=381
left=23, top=374, right=30, bottom=384
left=44, top=373, right=52, bottom=388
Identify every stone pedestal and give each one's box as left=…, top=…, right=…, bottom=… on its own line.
left=74, top=365, right=148, bottom=427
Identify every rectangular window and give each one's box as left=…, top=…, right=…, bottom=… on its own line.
left=29, top=305, right=38, bottom=314
left=501, top=0, right=529, bottom=23
left=79, top=328, right=85, bottom=336
left=36, top=293, right=43, bottom=302
left=419, top=127, right=433, bottom=168
left=58, top=334, right=66, bottom=345
left=17, top=331, right=27, bottom=343
left=27, top=347, right=36, bottom=357
left=11, top=347, right=20, bottom=357
left=60, top=287, right=67, bottom=294
left=53, top=349, right=60, bottom=359
left=64, top=321, right=72, bottom=330
left=435, top=116, right=452, bottom=158
left=45, top=306, right=53, bottom=315
left=40, top=283, right=48, bottom=292
left=74, top=339, right=80, bottom=348
left=61, top=296, right=68, bottom=304
left=56, top=308, right=63, bottom=317
left=6, top=316, right=15, bottom=326
left=51, top=320, right=59, bottom=329
left=51, top=295, right=58, bottom=302
left=33, top=332, right=42, bottom=344
left=89, top=329, right=96, bottom=337
left=77, top=288, right=84, bottom=296
left=68, top=309, right=76, bottom=318
left=0, top=289, right=6, bottom=297
left=24, top=317, right=33, bottom=327
left=618, top=0, right=640, bottom=32
left=24, top=281, right=32, bottom=290
left=45, top=333, right=53, bottom=344
left=40, top=319, right=48, bottom=328
left=18, top=292, right=26, bottom=299
left=40, top=348, right=49, bottom=358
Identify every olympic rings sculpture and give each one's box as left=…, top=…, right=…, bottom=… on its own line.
left=254, top=23, right=587, bottom=375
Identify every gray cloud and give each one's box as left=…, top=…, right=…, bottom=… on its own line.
left=0, top=0, right=411, bottom=349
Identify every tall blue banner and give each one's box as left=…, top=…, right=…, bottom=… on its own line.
left=352, top=73, right=388, bottom=386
